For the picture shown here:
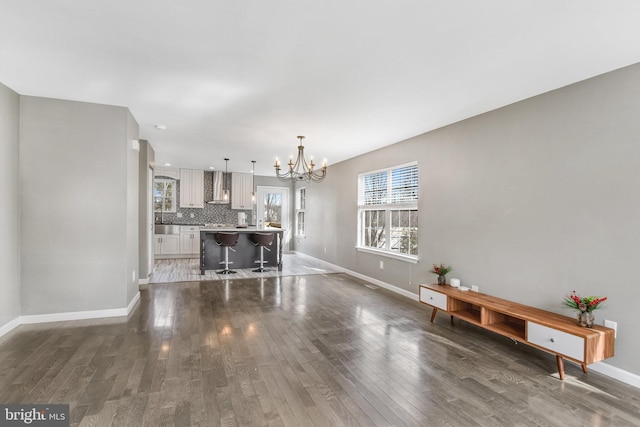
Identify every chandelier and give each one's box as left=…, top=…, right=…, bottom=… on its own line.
left=274, top=136, right=327, bottom=183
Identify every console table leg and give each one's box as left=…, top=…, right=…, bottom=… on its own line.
left=581, top=363, right=588, bottom=374
left=430, top=308, right=438, bottom=322
left=556, top=355, right=565, bottom=380
left=450, top=315, right=454, bottom=325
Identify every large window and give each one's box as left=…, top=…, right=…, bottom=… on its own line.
left=357, top=163, right=418, bottom=260
left=295, top=187, right=306, bottom=236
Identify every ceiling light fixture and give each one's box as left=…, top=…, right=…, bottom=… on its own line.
left=274, top=136, right=327, bottom=183
left=155, top=124, right=167, bottom=130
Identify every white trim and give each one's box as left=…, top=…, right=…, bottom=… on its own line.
left=0, top=292, right=141, bottom=338
left=292, top=251, right=640, bottom=390
left=139, top=278, right=150, bottom=285
left=590, top=362, right=640, bottom=389
left=0, top=317, right=22, bottom=338
left=127, top=292, right=141, bottom=314
left=355, top=246, right=418, bottom=264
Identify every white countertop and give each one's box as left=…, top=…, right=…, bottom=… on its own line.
left=200, top=227, right=282, bottom=232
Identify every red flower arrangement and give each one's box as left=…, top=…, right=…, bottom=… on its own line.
left=430, top=264, right=452, bottom=276
left=564, top=291, right=607, bottom=313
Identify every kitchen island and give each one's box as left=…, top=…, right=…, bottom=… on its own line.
left=200, top=228, right=283, bottom=274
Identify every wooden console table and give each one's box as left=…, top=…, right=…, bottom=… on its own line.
left=419, top=284, right=615, bottom=380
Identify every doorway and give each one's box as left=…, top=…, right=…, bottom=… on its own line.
left=256, top=186, right=290, bottom=248
left=148, top=166, right=154, bottom=275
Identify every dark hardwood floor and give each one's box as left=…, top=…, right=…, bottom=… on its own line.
left=1, top=273, right=639, bottom=426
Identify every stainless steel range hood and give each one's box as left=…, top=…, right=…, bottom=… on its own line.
left=206, top=171, right=228, bottom=204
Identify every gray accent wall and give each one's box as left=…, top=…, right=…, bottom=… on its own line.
left=296, top=63, right=640, bottom=376
left=20, top=96, right=139, bottom=314
left=0, top=82, right=20, bottom=328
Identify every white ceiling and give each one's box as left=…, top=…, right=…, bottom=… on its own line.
left=2, top=1, right=640, bottom=175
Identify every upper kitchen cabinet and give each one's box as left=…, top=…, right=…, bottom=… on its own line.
left=231, top=172, right=253, bottom=210
left=179, top=169, right=204, bottom=208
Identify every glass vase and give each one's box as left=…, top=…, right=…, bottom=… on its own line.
left=437, top=275, right=446, bottom=286
left=577, top=311, right=594, bottom=328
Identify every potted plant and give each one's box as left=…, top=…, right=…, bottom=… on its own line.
left=563, top=291, right=607, bottom=328
left=431, top=264, right=452, bottom=286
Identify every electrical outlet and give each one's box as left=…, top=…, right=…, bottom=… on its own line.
left=604, top=319, right=617, bottom=338
left=190, top=213, right=194, bottom=218
left=379, top=260, right=384, bottom=269
left=471, top=285, right=479, bottom=292
left=177, top=212, right=183, bottom=218
left=324, top=247, right=327, bottom=253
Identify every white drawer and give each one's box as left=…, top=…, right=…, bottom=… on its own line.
left=180, top=225, right=202, bottom=232
left=419, top=287, right=447, bottom=310
left=527, top=322, right=584, bottom=362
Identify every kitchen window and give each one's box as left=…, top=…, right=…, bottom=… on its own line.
left=295, top=187, right=306, bottom=236
left=357, top=162, right=418, bottom=261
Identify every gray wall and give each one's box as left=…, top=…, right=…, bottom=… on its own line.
left=297, top=63, right=640, bottom=376
left=0, top=83, right=20, bottom=328
left=20, top=96, right=139, bottom=314
left=126, top=112, right=139, bottom=303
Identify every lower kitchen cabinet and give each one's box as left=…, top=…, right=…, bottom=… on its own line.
left=154, top=234, right=180, bottom=255
left=180, top=226, right=201, bottom=255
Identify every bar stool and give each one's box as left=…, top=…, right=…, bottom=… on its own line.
left=214, top=232, right=239, bottom=274
left=250, top=232, right=274, bottom=272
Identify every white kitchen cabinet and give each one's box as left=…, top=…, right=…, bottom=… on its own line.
left=154, top=234, right=180, bottom=255
left=231, top=172, right=253, bottom=210
left=180, top=226, right=201, bottom=255
left=179, top=169, right=204, bottom=208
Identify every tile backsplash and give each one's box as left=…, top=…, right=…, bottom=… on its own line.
left=155, top=171, right=253, bottom=225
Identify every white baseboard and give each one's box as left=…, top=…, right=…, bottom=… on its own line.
left=139, top=278, right=149, bottom=285
left=0, top=292, right=141, bottom=336
left=291, top=251, right=640, bottom=390
left=0, top=317, right=22, bottom=339
left=590, top=362, right=640, bottom=389
left=126, top=291, right=141, bottom=314
left=291, top=251, right=419, bottom=301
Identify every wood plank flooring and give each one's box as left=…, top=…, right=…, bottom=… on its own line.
left=1, top=273, right=639, bottom=426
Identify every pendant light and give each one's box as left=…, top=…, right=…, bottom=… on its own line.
left=223, top=158, right=229, bottom=202
left=251, top=160, right=256, bottom=204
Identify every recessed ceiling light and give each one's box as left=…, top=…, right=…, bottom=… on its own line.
left=164, top=163, right=171, bottom=166
left=208, top=166, right=215, bottom=169
left=155, top=124, right=167, bottom=130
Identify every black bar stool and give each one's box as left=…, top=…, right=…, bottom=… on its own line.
left=250, top=232, right=274, bottom=272
left=214, top=232, right=239, bottom=274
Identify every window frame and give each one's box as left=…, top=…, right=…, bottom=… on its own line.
left=356, top=162, right=418, bottom=262
left=154, top=178, right=177, bottom=213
